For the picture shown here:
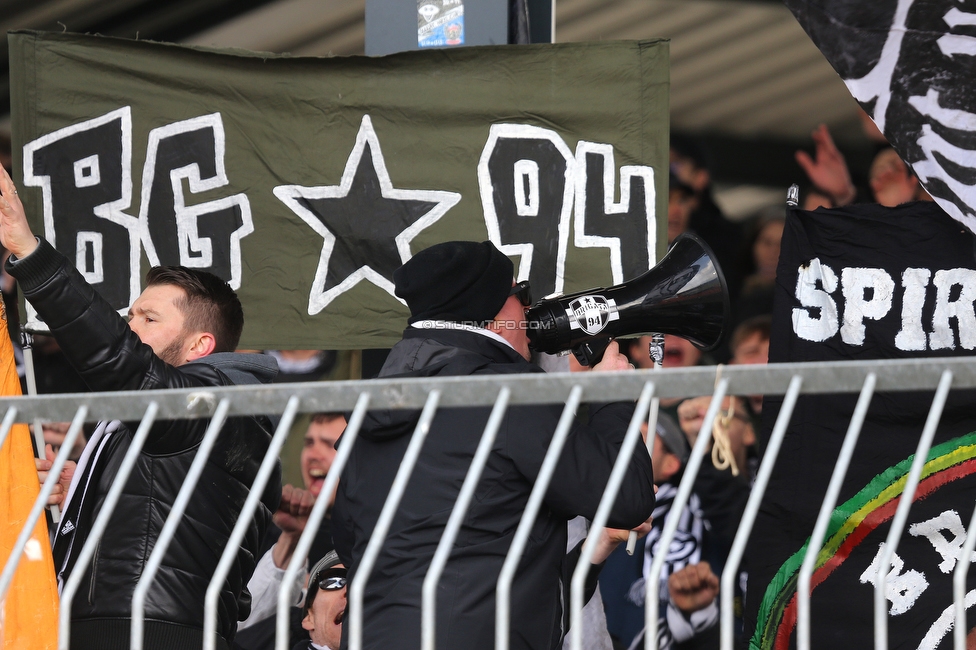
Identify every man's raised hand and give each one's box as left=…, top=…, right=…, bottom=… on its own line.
left=592, top=341, right=634, bottom=372
left=669, top=561, right=720, bottom=614
left=0, top=165, right=37, bottom=258
left=273, top=483, right=316, bottom=535
left=794, top=124, right=856, bottom=206
left=271, top=484, right=317, bottom=569
left=35, top=443, right=76, bottom=506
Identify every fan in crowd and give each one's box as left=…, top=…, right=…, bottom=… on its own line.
left=236, top=413, right=347, bottom=650
left=601, top=413, right=720, bottom=650
left=11, top=110, right=942, bottom=650
left=2, top=162, right=281, bottom=650
left=331, top=240, right=656, bottom=650
left=297, top=551, right=347, bottom=650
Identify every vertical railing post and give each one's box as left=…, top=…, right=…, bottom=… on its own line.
left=645, top=378, right=729, bottom=649
left=720, top=375, right=803, bottom=649
left=276, top=391, right=372, bottom=650
left=422, top=387, right=511, bottom=650
left=349, top=390, right=442, bottom=650
left=874, top=370, right=953, bottom=650
left=570, top=381, right=656, bottom=650
left=59, top=403, right=160, bottom=650
left=204, top=395, right=301, bottom=650
left=953, top=500, right=976, bottom=650
left=797, top=373, right=877, bottom=650
left=0, top=406, right=19, bottom=452
left=131, top=398, right=231, bottom=650
left=496, top=385, right=584, bottom=650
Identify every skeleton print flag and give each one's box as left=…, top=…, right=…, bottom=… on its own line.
left=8, top=31, right=668, bottom=349
left=745, top=201, right=976, bottom=650
left=784, top=0, right=976, bottom=233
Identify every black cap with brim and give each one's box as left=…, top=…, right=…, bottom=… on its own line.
left=302, top=550, right=344, bottom=616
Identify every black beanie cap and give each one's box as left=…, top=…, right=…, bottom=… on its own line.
left=394, top=240, right=514, bottom=325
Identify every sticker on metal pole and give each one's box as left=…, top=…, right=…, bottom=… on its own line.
left=418, top=0, right=464, bottom=48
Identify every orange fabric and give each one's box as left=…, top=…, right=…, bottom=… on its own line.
left=0, top=297, right=58, bottom=649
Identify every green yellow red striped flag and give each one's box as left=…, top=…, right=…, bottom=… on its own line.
left=752, top=432, right=976, bottom=650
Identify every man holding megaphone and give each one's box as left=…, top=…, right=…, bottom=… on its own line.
left=331, top=240, right=656, bottom=650
left=526, top=232, right=729, bottom=367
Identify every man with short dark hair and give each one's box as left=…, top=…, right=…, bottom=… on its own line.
left=0, top=166, right=280, bottom=650
left=332, top=240, right=656, bottom=650
left=302, top=413, right=345, bottom=501
left=141, top=265, right=245, bottom=359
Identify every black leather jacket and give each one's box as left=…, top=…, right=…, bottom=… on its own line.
left=8, top=239, right=281, bottom=650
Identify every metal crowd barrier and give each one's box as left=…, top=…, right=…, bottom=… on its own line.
left=2, top=356, right=976, bottom=650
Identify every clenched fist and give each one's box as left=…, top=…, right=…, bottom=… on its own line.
left=669, top=561, right=719, bottom=614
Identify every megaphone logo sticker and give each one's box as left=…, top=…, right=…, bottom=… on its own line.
left=567, top=295, right=619, bottom=335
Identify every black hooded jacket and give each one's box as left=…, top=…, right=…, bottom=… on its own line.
left=7, top=239, right=280, bottom=650
left=332, top=327, right=655, bottom=650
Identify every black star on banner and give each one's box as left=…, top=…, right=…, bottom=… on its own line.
left=274, top=115, right=460, bottom=314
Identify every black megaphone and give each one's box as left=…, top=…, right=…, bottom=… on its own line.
left=525, top=232, right=730, bottom=366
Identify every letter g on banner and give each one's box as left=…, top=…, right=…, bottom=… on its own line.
left=138, top=114, right=252, bottom=289
left=23, top=107, right=141, bottom=319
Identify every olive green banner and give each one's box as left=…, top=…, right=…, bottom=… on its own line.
left=9, top=30, right=668, bottom=349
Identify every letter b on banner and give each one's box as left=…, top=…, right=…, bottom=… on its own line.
left=22, top=107, right=253, bottom=330
left=24, top=107, right=140, bottom=311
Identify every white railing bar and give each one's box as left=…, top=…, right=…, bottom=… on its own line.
left=627, top=391, right=660, bottom=557
left=24, top=338, right=58, bottom=523
left=0, top=405, right=87, bottom=602
left=349, top=389, right=442, bottom=650
left=874, top=370, right=953, bottom=650
left=421, top=387, right=512, bottom=650
left=796, top=372, right=877, bottom=650
left=645, top=391, right=660, bottom=467
left=570, top=381, right=656, bottom=650
left=276, top=391, right=371, bottom=650
left=0, top=406, right=19, bottom=451
left=58, top=402, right=160, bottom=650
left=646, top=378, right=729, bottom=649
left=6, top=357, right=976, bottom=421
left=204, top=395, right=301, bottom=650
left=496, top=384, right=584, bottom=650
left=130, top=398, right=232, bottom=650
left=644, top=396, right=660, bottom=494
left=0, top=361, right=972, bottom=648
left=721, top=375, right=803, bottom=650
left=953, top=500, right=976, bottom=649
